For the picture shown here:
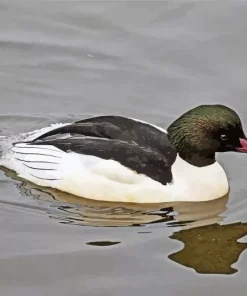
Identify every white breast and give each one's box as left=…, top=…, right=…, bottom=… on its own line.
left=166, top=155, right=229, bottom=202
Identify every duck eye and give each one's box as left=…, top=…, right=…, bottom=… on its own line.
left=221, top=134, right=228, bottom=141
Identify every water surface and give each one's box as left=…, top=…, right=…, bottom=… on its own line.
left=1, top=1, right=247, bottom=295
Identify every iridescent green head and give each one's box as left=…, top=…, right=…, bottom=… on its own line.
left=167, top=105, right=247, bottom=167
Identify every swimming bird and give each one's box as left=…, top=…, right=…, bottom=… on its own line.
left=1, top=104, right=246, bottom=203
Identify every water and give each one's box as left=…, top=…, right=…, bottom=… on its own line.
left=1, top=1, right=247, bottom=295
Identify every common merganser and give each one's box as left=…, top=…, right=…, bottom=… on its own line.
left=1, top=104, right=246, bottom=203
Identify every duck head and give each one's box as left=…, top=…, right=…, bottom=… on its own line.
left=167, top=104, right=247, bottom=167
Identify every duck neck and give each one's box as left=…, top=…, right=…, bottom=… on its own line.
left=167, top=125, right=216, bottom=167
left=177, top=150, right=216, bottom=167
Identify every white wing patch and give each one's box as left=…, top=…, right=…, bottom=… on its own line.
left=12, top=143, right=63, bottom=181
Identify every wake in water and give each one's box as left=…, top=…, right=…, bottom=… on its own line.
left=0, top=123, right=69, bottom=161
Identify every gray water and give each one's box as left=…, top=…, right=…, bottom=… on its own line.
left=1, top=1, right=247, bottom=295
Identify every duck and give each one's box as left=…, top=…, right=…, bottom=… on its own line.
left=0, top=104, right=247, bottom=203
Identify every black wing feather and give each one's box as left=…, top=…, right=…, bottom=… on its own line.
left=29, top=116, right=177, bottom=185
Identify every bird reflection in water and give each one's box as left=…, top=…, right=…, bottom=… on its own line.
left=169, top=221, right=247, bottom=275
left=3, top=167, right=247, bottom=275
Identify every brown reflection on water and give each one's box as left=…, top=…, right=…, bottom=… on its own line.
left=169, top=222, right=247, bottom=275
left=3, top=167, right=247, bottom=274
left=3, top=168, right=229, bottom=228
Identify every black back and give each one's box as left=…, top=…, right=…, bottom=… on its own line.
left=29, top=116, right=177, bottom=185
